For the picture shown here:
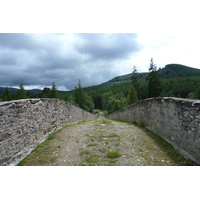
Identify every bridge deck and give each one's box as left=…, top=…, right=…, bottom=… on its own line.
left=18, top=116, right=192, bottom=166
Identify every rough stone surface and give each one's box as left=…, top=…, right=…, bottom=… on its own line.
left=108, top=97, right=200, bottom=165
left=0, top=99, right=96, bottom=166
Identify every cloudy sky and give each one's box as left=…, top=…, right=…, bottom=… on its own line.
left=0, top=33, right=200, bottom=91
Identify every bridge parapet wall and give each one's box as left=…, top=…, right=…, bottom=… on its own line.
left=0, top=99, right=96, bottom=166
left=108, top=97, right=200, bottom=165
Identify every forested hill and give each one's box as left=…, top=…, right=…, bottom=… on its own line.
left=160, top=64, right=200, bottom=78
left=106, top=64, right=200, bottom=83
left=82, top=63, right=200, bottom=108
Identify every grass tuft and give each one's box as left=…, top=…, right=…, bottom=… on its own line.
left=80, top=150, right=91, bottom=156
left=106, top=151, right=122, bottom=159
left=87, top=143, right=98, bottom=147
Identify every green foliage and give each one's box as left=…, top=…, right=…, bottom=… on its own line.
left=74, top=80, right=94, bottom=113
left=102, top=91, right=112, bottom=111
left=106, top=151, right=122, bottom=159
left=102, top=92, right=128, bottom=114
left=2, top=86, right=12, bottom=101
left=131, top=65, right=139, bottom=92
left=146, top=58, right=162, bottom=98
left=49, top=82, right=59, bottom=98
left=160, top=64, right=200, bottom=78
left=127, top=85, right=138, bottom=105
left=195, top=86, right=200, bottom=99
left=40, top=87, right=51, bottom=98
left=160, top=77, right=200, bottom=98
left=74, top=80, right=87, bottom=109
left=16, top=83, right=27, bottom=99
left=187, top=93, right=195, bottom=99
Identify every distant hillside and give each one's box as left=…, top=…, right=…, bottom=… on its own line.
left=0, top=87, right=17, bottom=95
left=160, top=64, right=200, bottom=78
left=0, top=87, right=42, bottom=96
left=81, top=63, right=200, bottom=108
left=106, top=64, right=200, bottom=84
left=105, top=72, right=148, bottom=83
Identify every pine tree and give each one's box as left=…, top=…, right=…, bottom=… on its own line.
left=127, top=65, right=139, bottom=104
left=146, top=58, right=162, bottom=98
left=131, top=65, right=139, bottom=92
left=16, top=83, right=27, bottom=99
left=74, top=80, right=88, bottom=110
left=2, top=86, right=12, bottom=101
left=49, top=82, right=59, bottom=98
left=74, top=80, right=94, bottom=112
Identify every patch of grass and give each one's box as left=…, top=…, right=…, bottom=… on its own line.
left=133, top=121, right=145, bottom=128
left=47, top=133, right=56, bottom=140
left=85, top=156, right=99, bottom=163
left=17, top=158, right=28, bottom=166
left=108, top=133, right=119, bottom=138
left=115, top=137, right=121, bottom=142
left=99, top=133, right=120, bottom=138
left=100, top=119, right=112, bottom=125
left=108, top=159, right=117, bottom=163
left=98, top=149, right=106, bottom=153
left=87, top=143, right=98, bottom=147
left=102, top=110, right=108, bottom=115
left=106, top=151, right=122, bottom=159
left=80, top=150, right=91, bottom=156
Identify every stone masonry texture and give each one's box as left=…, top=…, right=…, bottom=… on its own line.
left=108, top=97, right=200, bottom=165
left=0, top=99, right=96, bottom=166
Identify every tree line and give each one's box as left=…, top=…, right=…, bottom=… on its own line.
left=1, top=58, right=200, bottom=114
left=1, top=82, right=59, bottom=102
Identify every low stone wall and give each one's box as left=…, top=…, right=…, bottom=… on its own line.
left=108, top=97, right=200, bottom=165
left=0, top=99, right=96, bottom=166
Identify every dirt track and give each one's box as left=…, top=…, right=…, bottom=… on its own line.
left=19, top=115, right=192, bottom=166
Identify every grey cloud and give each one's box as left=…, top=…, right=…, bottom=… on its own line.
left=0, top=33, right=142, bottom=90
left=75, top=33, right=141, bottom=60
left=0, top=33, right=37, bottom=50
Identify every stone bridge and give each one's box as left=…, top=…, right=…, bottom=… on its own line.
left=1, top=97, right=200, bottom=165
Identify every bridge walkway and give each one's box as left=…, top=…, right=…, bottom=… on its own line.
left=18, top=115, right=192, bottom=166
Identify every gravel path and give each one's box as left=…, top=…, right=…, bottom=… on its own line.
left=19, top=115, right=192, bottom=166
